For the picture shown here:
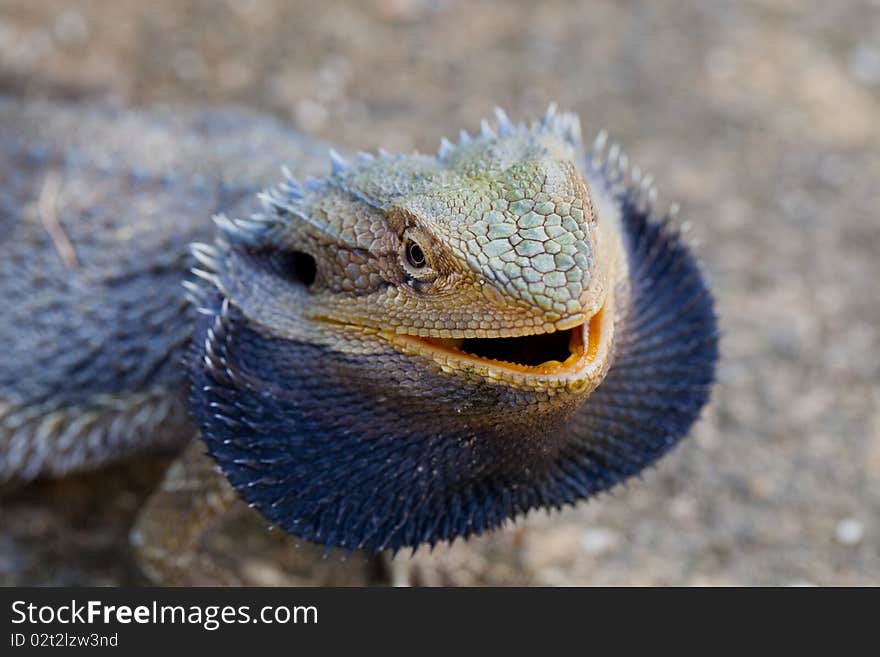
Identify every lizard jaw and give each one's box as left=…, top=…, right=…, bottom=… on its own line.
left=382, top=288, right=615, bottom=393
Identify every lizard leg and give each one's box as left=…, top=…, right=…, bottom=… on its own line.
left=131, top=439, right=394, bottom=585
left=130, top=438, right=242, bottom=585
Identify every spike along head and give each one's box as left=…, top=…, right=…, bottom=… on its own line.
left=184, top=106, right=717, bottom=553
left=222, top=106, right=608, bottom=349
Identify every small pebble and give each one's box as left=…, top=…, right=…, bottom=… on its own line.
left=241, top=558, right=291, bottom=586
left=849, top=44, right=880, bottom=85
left=835, top=518, right=864, bottom=546
left=581, top=527, right=620, bottom=556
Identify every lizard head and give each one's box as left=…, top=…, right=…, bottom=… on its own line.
left=186, top=107, right=665, bottom=551
left=204, top=107, right=618, bottom=399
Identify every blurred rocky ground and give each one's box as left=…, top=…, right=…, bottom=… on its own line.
left=0, top=0, right=877, bottom=585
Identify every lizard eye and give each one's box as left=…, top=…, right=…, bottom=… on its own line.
left=400, top=228, right=438, bottom=286
left=405, top=240, right=427, bottom=269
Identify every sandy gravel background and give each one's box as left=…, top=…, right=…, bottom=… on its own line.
left=0, top=0, right=877, bottom=585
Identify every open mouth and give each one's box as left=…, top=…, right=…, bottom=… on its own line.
left=460, top=329, right=580, bottom=366
left=422, top=322, right=586, bottom=369
left=406, top=304, right=606, bottom=377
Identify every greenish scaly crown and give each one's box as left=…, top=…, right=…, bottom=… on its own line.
left=210, top=106, right=603, bottom=338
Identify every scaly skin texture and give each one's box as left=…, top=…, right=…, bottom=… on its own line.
left=1, top=99, right=717, bottom=565
left=188, top=107, right=718, bottom=552
left=0, top=97, right=331, bottom=480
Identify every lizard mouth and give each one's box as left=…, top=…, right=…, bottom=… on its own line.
left=419, top=309, right=601, bottom=374
left=386, top=293, right=615, bottom=391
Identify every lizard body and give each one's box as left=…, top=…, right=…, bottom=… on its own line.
left=0, top=98, right=331, bottom=479
left=0, top=99, right=717, bottom=559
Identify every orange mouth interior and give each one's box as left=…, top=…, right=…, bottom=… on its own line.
left=416, top=305, right=605, bottom=375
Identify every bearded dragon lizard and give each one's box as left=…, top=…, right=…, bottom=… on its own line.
left=0, top=98, right=717, bottom=583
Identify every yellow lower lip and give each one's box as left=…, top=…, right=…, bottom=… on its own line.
left=416, top=305, right=603, bottom=375
left=383, top=289, right=615, bottom=390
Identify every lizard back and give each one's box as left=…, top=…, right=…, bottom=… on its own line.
left=0, top=98, right=330, bottom=480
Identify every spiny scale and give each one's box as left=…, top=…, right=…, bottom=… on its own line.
left=587, top=127, right=669, bottom=222
left=175, top=107, right=718, bottom=552
left=187, top=114, right=717, bottom=551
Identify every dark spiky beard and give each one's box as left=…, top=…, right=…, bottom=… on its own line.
left=187, top=198, right=718, bottom=552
